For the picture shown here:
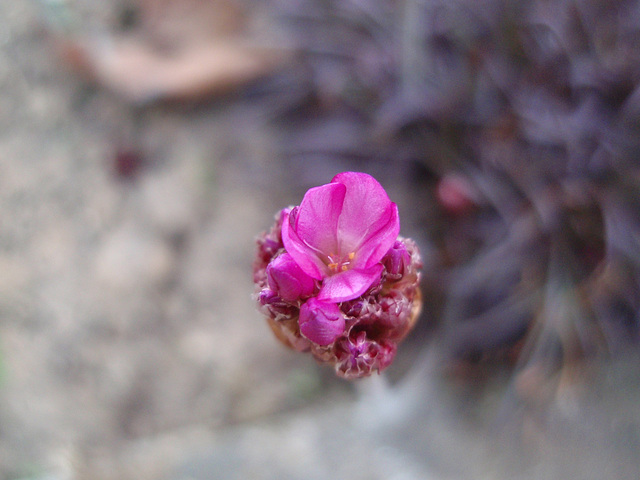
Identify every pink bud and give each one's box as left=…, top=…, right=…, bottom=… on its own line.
left=383, top=240, right=412, bottom=280
left=267, top=253, right=316, bottom=302
left=299, top=297, right=345, bottom=346
left=436, top=173, right=477, bottom=215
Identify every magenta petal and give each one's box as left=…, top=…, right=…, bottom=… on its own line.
left=281, top=208, right=325, bottom=280
left=299, top=298, right=345, bottom=346
left=354, top=203, right=400, bottom=269
left=282, top=183, right=347, bottom=279
left=317, top=264, right=384, bottom=302
left=294, top=182, right=346, bottom=254
left=331, top=172, right=400, bottom=255
left=266, top=253, right=316, bottom=302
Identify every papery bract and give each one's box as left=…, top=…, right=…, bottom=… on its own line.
left=266, top=253, right=316, bottom=302
left=299, top=297, right=345, bottom=346
left=282, top=172, right=399, bottom=302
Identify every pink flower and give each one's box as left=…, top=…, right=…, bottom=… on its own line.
left=266, top=253, right=316, bottom=302
left=282, top=172, right=400, bottom=302
left=299, top=297, right=346, bottom=345
left=253, top=174, right=422, bottom=379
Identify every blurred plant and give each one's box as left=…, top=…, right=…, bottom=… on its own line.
left=263, top=0, right=640, bottom=391
left=254, top=172, right=422, bottom=379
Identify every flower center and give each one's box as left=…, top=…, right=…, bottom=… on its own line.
left=327, top=252, right=355, bottom=273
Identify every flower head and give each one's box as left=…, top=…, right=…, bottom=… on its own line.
left=282, top=172, right=400, bottom=302
left=253, top=173, right=422, bottom=379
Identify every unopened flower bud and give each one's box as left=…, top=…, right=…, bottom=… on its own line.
left=267, top=253, right=316, bottom=302
left=299, top=297, right=345, bottom=346
left=383, top=240, right=412, bottom=280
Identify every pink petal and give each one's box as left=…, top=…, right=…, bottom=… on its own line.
left=317, top=264, right=384, bottom=302
left=281, top=208, right=325, bottom=280
left=353, top=203, right=400, bottom=269
left=299, top=298, right=345, bottom=346
left=282, top=183, right=347, bottom=279
left=295, top=182, right=346, bottom=254
left=331, top=172, right=400, bottom=262
left=266, top=253, right=316, bottom=302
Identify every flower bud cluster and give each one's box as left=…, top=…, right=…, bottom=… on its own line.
left=254, top=209, right=422, bottom=379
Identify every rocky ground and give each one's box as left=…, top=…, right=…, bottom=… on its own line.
left=1, top=1, right=640, bottom=480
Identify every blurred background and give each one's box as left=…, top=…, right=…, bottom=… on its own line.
left=1, top=0, right=640, bottom=478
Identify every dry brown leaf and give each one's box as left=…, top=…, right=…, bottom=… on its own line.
left=51, top=0, right=290, bottom=103
left=85, top=38, right=288, bottom=102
